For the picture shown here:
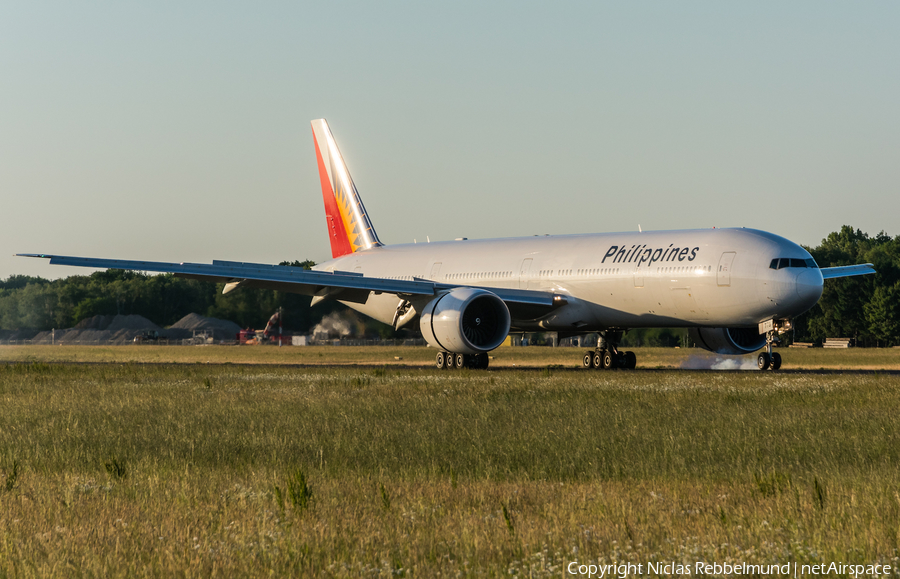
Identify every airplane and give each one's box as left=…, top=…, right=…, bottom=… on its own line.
left=20, top=119, right=876, bottom=371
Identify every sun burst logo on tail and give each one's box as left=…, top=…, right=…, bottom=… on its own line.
left=311, top=119, right=383, bottom=258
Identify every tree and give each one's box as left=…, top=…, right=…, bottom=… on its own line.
left=0, top=275, right=49, bottom=291
left=801, top=226, right=899, bottom=346
left=864, top=282, right=900, bottom=346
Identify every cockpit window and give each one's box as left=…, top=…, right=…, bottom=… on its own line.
left=769, top=257, right=820, bottom=270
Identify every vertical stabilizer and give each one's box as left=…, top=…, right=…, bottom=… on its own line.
left=311, top=119, right=383, bottom=258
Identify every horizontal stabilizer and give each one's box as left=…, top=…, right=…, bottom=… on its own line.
left=820, top=263, right=876, bottom=280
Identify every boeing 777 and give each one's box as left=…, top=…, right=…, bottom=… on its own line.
left=20, top=119, right=875, bottom=370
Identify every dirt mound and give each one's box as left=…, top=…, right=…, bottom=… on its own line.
left=32, top=314, right=162, bottom=344
left=74, top=315, right=113, bottom=330
left=71, top=314, right=160, bottom=332
left=107, top=315, right=160, bottom=333
left=0, top=329, right=40, bottom=341
left=169, top=313, right=241, bottom=340
left=28, top=313, right=239, bottom=344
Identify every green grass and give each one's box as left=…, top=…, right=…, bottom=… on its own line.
left=1, top=361, right=900, bottom=576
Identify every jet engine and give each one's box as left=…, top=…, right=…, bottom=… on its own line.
left=420, top=288, right=511, bottom=354
left=689, top=327, right=766, bottom=356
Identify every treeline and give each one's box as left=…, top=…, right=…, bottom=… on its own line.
left=0, top=260, right=393, bottom=338
left=798, top=226, right=900, bottom=346
left=2, top=227, right=899, bottom=345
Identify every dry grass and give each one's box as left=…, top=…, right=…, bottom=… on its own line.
left=2, top=361, right=899, bottom=576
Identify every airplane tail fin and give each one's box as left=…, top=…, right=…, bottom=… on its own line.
left=311, top=119, right=383, bottom=258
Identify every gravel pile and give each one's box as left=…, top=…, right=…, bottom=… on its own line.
left=29, top=313, right=240, bottom=344
left=0, top=329, right=40, bottom=341
left=169, top=313, right=242, bottom=341
left=33, top=314, right=161, bottom=344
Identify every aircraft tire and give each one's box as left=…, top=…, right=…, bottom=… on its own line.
left=624, top=351, right=637, bottom=369
left=435, top=351, right=447, bottom=369
left=445, top=352, right=456, bottom=369
left=475, top=353, right=489, bottom=369
left=454, top=353, right=465, bottom=369
left=593, top=352, right=604, bottom=369
left=601, top=351, right=614, bottom=370
left=583, top=352, right=594, bottom=368
left=771, top=352, right=782, bottom=370
left=757, top=352, right=771, bottom=371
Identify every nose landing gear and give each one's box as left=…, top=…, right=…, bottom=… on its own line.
left=757, top=350, right=782, bottom=371
left=757, top=320, right=789, bottom=370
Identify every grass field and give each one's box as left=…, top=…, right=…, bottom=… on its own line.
left=2, top=343, right=900, bottom=370
left=2, top=347, right=900, bottom=577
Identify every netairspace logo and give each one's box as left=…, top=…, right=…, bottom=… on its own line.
left=566, top=561, right=893, bottom=578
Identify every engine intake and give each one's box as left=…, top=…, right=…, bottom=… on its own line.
left=420, top=288, right=511, bottom=354
left=689, top=327, right=766, bottom=355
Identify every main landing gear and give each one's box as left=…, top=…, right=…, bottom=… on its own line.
left=756, top=328, right=783, bottom=371
left=435, top=351, right=490, bottom=370
left=582, top=331, right=637, bottom=370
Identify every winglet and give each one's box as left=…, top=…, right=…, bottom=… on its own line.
left=311, top=119, right=382, bottom=258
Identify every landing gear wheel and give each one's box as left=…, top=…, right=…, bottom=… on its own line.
left=475, top=353, right=489, bottom=369
left=757, top=352, right=771, bottom=371
left=454, top=353, right=465, bottom=369
left=771, top=352, right=782, bottom=370
left=435, top=351, right=447, bottom=369
left=581, top=331, right=636, bottom=370
left=445, top=352, right=456, bottom=369
left=602, top=351, right=614, bottom=370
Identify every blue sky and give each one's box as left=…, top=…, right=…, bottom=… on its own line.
left=2, top=2, right=898, bottom=279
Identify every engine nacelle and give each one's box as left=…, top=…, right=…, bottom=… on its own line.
left=420, top=288, right=511, bottom=354
left=689, top=327, right=766, bottom=355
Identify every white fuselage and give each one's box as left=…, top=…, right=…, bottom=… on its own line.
left=315, top=227, right=823, bottom=332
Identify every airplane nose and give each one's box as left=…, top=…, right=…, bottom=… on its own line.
left=795, top=269, right=823, bottom=311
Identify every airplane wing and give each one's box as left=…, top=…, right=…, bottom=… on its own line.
left=16, top=254, right=565, bottom=311
left=820, top=263, right=876, bottom=280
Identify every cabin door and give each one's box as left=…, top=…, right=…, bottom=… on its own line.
left=633, top=266, right=644, bottom=288
left=717, top=252, right=736, bottom=286
left=518, top=258, right=533, bottom=290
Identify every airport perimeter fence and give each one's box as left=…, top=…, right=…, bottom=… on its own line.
left=0, top=338, right=222, bottom=346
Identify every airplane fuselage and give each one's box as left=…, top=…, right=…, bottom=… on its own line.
left=319, top=227, right=824, bottom=333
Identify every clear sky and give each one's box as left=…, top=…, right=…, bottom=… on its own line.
left=2, top=1, right=898, bottom=280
